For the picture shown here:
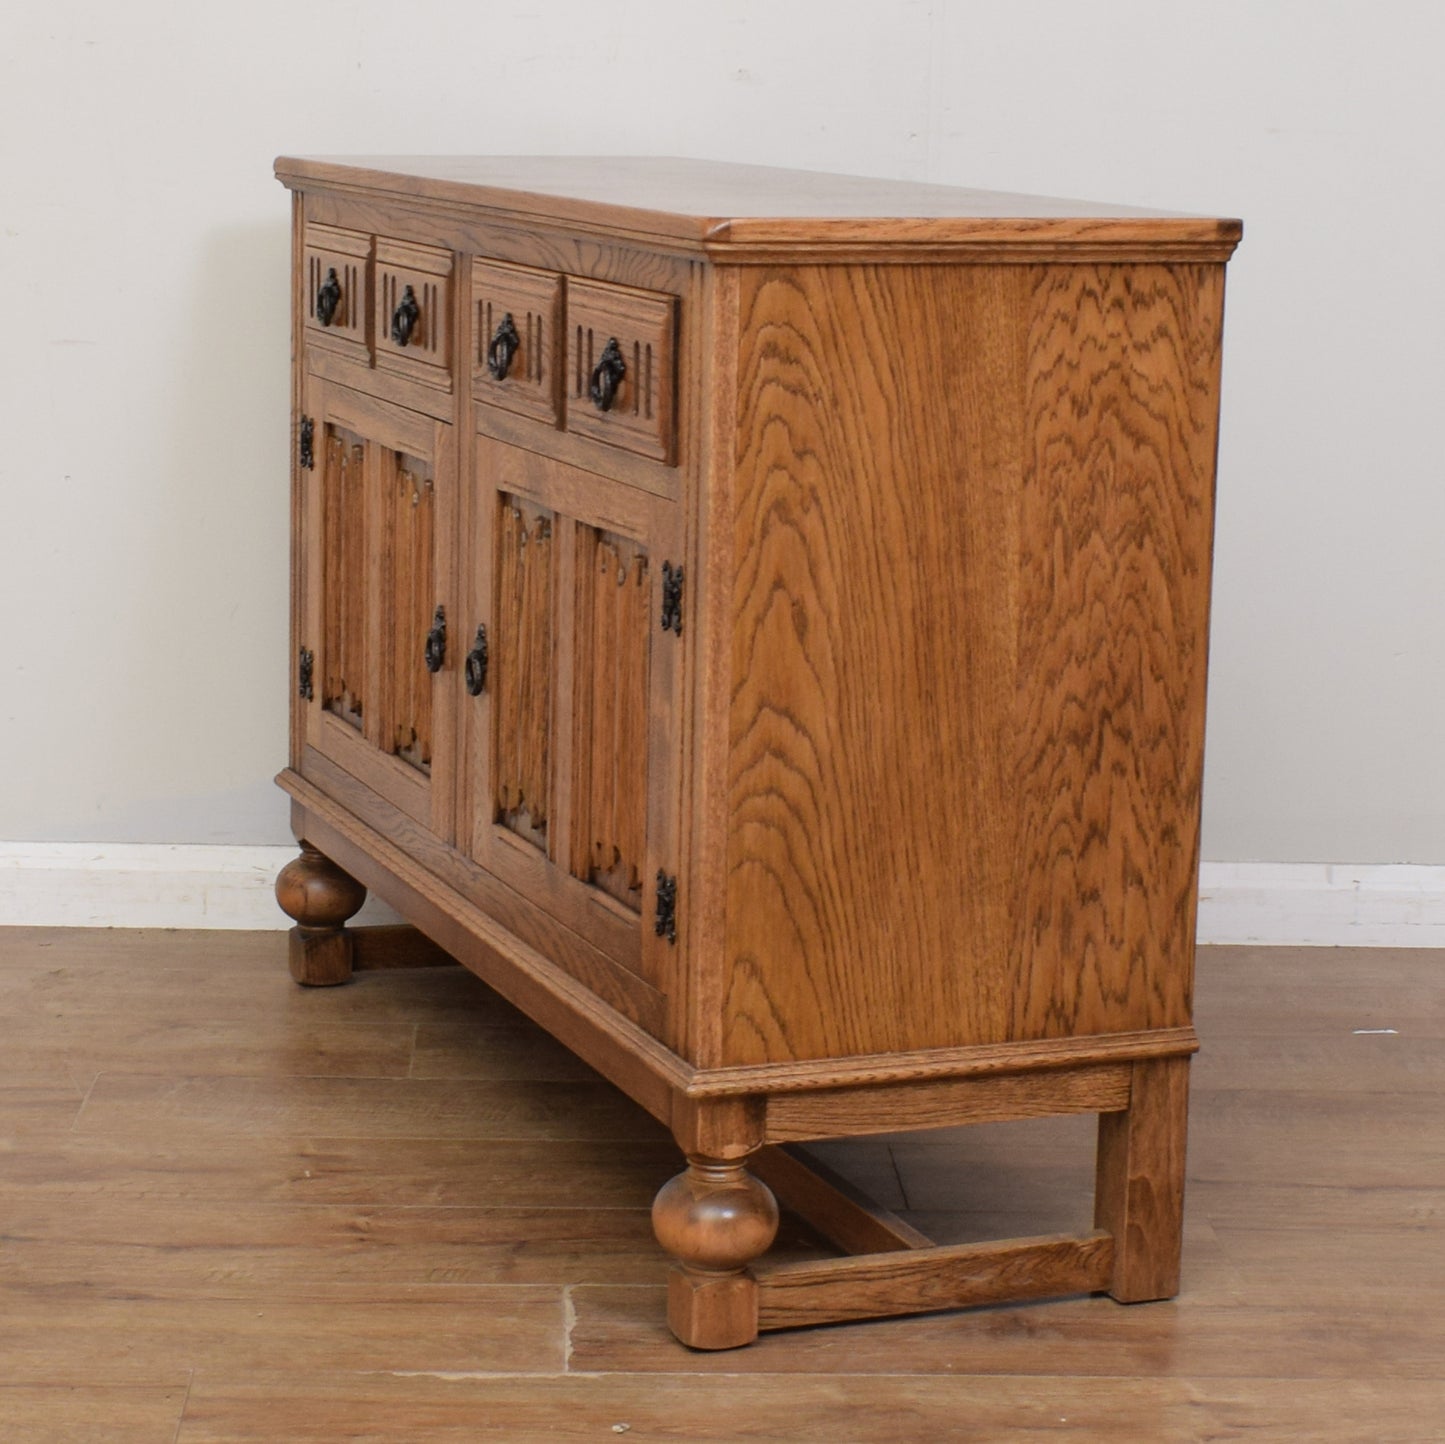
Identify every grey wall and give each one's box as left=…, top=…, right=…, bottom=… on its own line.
left=2, top=0, right=1440, bottom=862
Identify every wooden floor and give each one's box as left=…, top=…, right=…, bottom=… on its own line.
left=1, top=929, right=1442, bottom=1443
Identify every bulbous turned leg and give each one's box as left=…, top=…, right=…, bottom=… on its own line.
left=652, top=1154, right=779, bottom=1349
left=275, top=843, right=366, bottom=986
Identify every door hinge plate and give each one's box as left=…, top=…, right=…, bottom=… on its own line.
left=299, top=415, right=315, bottom=471
left=298, top=646, right=314, bottom=701
left=655, top=870, right=678, bottom=945
left=660, top=562, right=684, bottom=634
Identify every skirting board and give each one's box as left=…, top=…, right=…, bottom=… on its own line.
left=0, top=843, right=401, bottom=931
left=1, top=846, right=1442, bottom=946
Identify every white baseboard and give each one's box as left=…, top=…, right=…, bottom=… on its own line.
left=1, top=845, right=1442, bottom=946
left=0, top=843, right=400, bottom=931
left=1195, top=861, right=1445, bottom=947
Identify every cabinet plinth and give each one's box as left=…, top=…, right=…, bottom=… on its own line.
left=275, top=154, right=1239, bottom=1347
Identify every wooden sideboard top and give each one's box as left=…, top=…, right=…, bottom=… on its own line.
left=275, top=155, right=1241, bottom=256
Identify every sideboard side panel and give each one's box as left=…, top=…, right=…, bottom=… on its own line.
left=722, top=261, right=1226, bottom=1066
left=1007, top=264, right=1226, bottom=1043
left=724, top=262, right=1030, bottom=1064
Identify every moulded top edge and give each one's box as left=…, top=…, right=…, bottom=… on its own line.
left=275, top=155, right=1243, bottom=252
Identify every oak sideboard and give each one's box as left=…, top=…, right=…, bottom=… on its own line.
left=273, top=155, right=1240, bottom=1349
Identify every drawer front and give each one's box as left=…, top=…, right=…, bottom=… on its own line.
left=472, top=258, right=562, bottom=426
left=565, top=279, right=677, bottom=464
left=375, top=239, right=453, bottom=388
left=303, top=224, right=369, bottom=359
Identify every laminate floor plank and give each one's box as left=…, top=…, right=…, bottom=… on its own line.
left=567, top=1285, right=1445, bottom=1381
left=171, top=1371, right=1445, bottom=1444
left=2, top=1197, right=664, bottom=1289
left=0, top=1134, right=682, bottom=1208
left=410, top=1021, right=602, bottom=1081
left=0, top=1081, right=88, bottom=1136
left=1206, top=1223, right=1445, bottom=1308
left=0, top=1284, right=564, bottom=1378
left=175, top=1371, right=1200, bottom=1443
left=1191, top=946, right=1445, bottom=1037
left=1188, top=1178, right=1445, bottom=1230
left=2, top=965, right=526, bottom=1029
left=73, top=1072, right=670, bottom=1142
left=0, top=926, right=294, bottom=969
left=0, top=1382, right=191, bottom=1443
left=2, top=929, right=1444, bottom=1440
left=1191, top=1032, right=1445, bottom=1093
left=18, top=1019, right=417, bottom=1090
left=1187, top=1090, right=1445, bottom=1187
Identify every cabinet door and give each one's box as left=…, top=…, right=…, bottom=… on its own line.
left=464, top=435, right=682, bottom=995
left=299, top=377, right=456, bottom=838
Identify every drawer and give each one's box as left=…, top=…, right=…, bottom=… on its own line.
left=565, top=279, right=677, bottom=464
left=303, top=223, right=369, bottom=359
left=471, top=258, right=562, bottom=426
left=375, top=239, right=453, bottom=388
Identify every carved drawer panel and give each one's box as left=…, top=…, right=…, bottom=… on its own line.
left=303, top=223, right=369, bottom=361
left=472, top=258, right=562, bottom=426
left=565, top=278, right=677, bottom=464
left=375, top=238, right=453, bottom=389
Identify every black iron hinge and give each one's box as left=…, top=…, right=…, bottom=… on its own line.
left=299, top=415, right=315, bottom=471
left=298, top=646, right=314, bottom=701
left=660, top=561, right=684, bottom=634
left=655, top=870, right=678, bottom=945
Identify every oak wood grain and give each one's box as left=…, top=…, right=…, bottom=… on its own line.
left=720, top=261, right=1225, bottom=1066
left=722, top=263, right=1027, bottom=1064
left=756, top=1230, right=1114, bottom=1329
left=766, top=1064, right=1132, bottom=1143
left=277, top=156, right=1241, bottom=254
left=1095, top=1055, right=1190, bottom=1301
left=1009, top=265, right=1223, bottom=1043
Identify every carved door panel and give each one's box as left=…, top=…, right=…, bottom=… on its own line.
left=298, top=377, right=456, bottom=838
left=464, top=435, right=682, bottom=992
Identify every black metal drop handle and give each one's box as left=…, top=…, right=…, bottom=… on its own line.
left=423, top=605, right=447, bottom=673
left=391, top=285, right=421, bottom=347
left=316, top=267, right=342, bottom=327
left=464, top=624, right=489, bottom=695
left=588, top=336, right=626, bottom=412
left=486, top=314, right=521, bottom=381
